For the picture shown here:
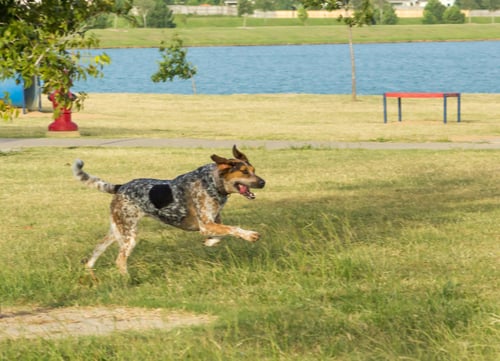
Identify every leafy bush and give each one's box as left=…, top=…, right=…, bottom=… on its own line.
left=147, top=0, right=176, bottom=28
left=297, top=6, right=309, bottom=25
left=422, top=0, right=447, bottom=24
left=443, top=5, right=466, bottom=23
left=374, top=1, right=399, bottom=25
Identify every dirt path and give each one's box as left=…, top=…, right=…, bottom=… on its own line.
left=2, top=137, right=500, bottom=151
left=0, top=306, right=214, bottom=340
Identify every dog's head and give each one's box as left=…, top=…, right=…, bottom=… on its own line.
left=211, top=145, right=265, bottom=200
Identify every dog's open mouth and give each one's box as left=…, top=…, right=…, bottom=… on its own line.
left=236, top=183, right=255, bottom=200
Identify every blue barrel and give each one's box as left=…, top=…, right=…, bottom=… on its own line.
left=0, top=77, right=41, bottom=112
left=0, top=78, right=25, bottom=107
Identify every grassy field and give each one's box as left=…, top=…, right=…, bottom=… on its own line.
left=90, top=23, right=500, bottom=47
left=3, top=93, right=500, bottom=143
left=0, top=145, right=499, bottom=360
left=1, top=13, right=499, bottom=357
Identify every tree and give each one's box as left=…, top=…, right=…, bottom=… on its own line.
left=0, top=0, right=132, bottom=120
left=297, top=6, right=309, bottom=25
left=238, top=0, right=255, bottom=27
left=485, top=0, right=500, bottom=23
left=112, top=0, right=133, bottom=28
left=147, top=0, right=176, bottom=28
left=456, top=0, right=479, bottom=23
left=443, top=5, right=466, bottom=23
left=374, top=1, right=399, bottom=24
left=300, top=0, right=374, bottom=101
left=151, top=35, right=198, bottom=94
left=134, top=0, right=156, bottom=28
left=255, top=0, right=276, bottom=12
left=422, top=0, right=447, bottom=24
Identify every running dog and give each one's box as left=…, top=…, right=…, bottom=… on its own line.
left=72, top=146, right=265, bottom=275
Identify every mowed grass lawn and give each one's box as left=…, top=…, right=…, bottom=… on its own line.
left=3, top=93, right=500, bottom=142
left=0, top=146, right=499, bottom=360
left=89, top=23, right=500, bottom=47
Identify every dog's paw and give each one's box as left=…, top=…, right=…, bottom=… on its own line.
left=242, top=230, right=260, bottom=243
left=204, top=237, right=222, bottom=247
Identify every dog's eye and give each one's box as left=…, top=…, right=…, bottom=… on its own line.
left=241, top=169, right=249, bottom=175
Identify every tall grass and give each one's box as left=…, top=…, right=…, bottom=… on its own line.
left=0, top=147, right=498, bottom=359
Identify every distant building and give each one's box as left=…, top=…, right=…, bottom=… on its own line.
left=388, top=0, right=456, bottom=7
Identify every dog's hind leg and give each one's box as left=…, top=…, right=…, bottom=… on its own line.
left=115, top=227, right=138, bottom=275
left=110, top=198, right=142, bottom=275
left=85, top=220, right=119, bottom=273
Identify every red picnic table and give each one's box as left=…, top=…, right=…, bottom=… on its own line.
left=383, top=92, right=461, bottom=124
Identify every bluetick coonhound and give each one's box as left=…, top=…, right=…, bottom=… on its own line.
left=72, top=146, right=265, bottom=275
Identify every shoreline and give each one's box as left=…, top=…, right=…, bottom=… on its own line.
left=90, top=37, right=500, bottom=49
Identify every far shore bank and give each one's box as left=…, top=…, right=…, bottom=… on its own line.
left=89, top=24, right=500, bottom=48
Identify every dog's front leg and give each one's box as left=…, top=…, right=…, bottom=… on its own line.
left=204, top=237, right=222, bottom=247
left=194, top=192, right=260, bottom=243
left=200, top=222, right=260, bottom=242
left=203, top=214, right=223, bottom=246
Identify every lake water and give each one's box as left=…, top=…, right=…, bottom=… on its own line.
left=75, top=41, right=500, bottom=95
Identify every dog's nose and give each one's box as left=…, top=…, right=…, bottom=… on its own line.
left=258, top=178, right=266, bottom=188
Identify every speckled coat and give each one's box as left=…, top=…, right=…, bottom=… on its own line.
left=72, top=146, right=265, bottom=275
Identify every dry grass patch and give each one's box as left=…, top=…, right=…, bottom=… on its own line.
left=0, top=306, right=214, bottom=340
left=2, top=93, right=499, bottom=143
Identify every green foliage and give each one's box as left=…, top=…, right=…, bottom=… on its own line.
left=238, top=0, right=255, bottom=17
left=134, top=0, right=157, bottom=27
left=255, top=0, right=277, bottom=11
left=423, top=0, right=447, bottom=24
left=297, top=6, right=309, bottom=24
left=350, top=0, right=376, bottom=27
left=481, top=0, right=500, bottom=10
left=89, top=13, right=113, bottom=29
left=423, top=1, right=466, bottom=24
left=455, top=0, right=480, bottom=9
left=0, top=0, right=132, bottom=120
left=0, top=97, right=19, bottom=121
left=151, top=35, right=197, bottom=83
left=444, top=5, right=466, bottom=23
left=300, top=0, right=340, bottom=10
left=147, top=0, right=176, bottom=28
left=374, top=1, right=399, bottom=25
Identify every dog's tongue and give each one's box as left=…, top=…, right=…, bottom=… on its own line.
left=239, top=184, right=255, bottom=200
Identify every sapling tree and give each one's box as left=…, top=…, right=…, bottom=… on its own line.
left=238, top=0, right=255, bottom=27
left=297, top=6, right=309, bottom=25
left=134, top=0, right=156, bottom=28
left=151, top=35, right=198, bottom=94
left=300, top=0, right=374, bottom=101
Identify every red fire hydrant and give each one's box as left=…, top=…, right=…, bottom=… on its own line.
left=47, top=90, right=79, bottom=132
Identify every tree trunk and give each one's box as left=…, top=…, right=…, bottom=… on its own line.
left=348, top=25, right=357, bottom=101
left=191, top=77, right=197, bottom=95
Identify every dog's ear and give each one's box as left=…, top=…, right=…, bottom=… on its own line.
left=232, top=145, right=249, bottom=163
left=211, top=154, right=234, bottom=172
left=211, top=154, right=229, bottom=164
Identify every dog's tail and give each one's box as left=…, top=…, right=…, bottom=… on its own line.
left=72, top=159, right=121, bottom=194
